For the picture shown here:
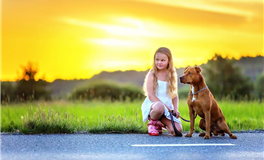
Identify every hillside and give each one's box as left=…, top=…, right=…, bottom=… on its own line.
left=90, top=70, right=148, bottom=86
left=47, top=79, right=90, bottom=98
left=2, top=56, right=263, bottom=99
left=233, top=55, right=263, bottom=81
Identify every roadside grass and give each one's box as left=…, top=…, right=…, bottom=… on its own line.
left=1, top=100, right=263, bottom=134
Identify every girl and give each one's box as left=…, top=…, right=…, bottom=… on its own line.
left=141, top=47, right=182, bottom=136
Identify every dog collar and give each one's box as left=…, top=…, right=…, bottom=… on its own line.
left=189, top=86, right=208, bottom=96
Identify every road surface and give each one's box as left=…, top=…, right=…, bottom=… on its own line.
left=1, top=132, right=263, bottom=160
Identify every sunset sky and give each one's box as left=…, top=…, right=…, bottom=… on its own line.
left=1, top=0, right=263, bottom=82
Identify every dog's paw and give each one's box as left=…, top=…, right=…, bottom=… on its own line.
left=230, top=134, right=237, bottom=139
left=213, top=131, right=218, bottom=136
left=185, top=133, right=192, bottom=137
left=220, top=133, right=225, bottom=136
left=204, top=135, right=210, bottom=139
left=199, top=132, right=205, bottom=137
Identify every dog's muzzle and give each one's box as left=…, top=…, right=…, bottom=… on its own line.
left=179, top=76, right=186, bottom=83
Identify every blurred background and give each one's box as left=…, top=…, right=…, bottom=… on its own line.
left=1, top=0, right=263, bottom=103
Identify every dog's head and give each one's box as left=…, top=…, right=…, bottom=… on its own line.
left=179, top=66, right=202, bottom=85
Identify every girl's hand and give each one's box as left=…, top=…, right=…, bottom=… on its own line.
left=174, top=110, right=180, bottom=118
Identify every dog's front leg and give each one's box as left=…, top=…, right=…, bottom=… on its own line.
left=204, top=111, right=211, bottom=139
left=185, top=106, right=195, bottom=137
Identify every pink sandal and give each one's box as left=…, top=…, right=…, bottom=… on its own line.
left=147, top=120, right=159, bottom=136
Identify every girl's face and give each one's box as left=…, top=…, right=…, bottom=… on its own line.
left=155, top=52, right=169, bottom=70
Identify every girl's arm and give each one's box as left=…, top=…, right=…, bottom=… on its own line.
left=172, top=95, right=180, bottom=118
left=146, top=71, right=159, bottom=102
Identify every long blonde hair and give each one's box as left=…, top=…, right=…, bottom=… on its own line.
left=143, top=47, right=178, bottom=98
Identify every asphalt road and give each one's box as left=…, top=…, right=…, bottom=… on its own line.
left=1, top=132, right=263, bottom=160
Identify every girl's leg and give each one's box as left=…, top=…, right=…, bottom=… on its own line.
left=155, top=121, right=164, bottom=134
left=160, top=116, right=182, bottom=136
left=147, top=102, right=165, bottom=136
left=150, top=102, right=165, bottom=120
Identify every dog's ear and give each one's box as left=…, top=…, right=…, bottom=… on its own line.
left=195, top=66, right=202, bottom=73
left=184, top=66, right=190, bottom=74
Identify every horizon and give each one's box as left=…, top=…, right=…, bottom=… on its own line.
left=2, top=0, right=263, bottom=82
left=1, top=54, right=262, bottom=83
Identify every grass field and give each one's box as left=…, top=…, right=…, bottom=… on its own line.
left=1, top=100, right=263, bottom=134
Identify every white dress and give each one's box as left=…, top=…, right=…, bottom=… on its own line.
left=141, top=80, right=181, bottom=124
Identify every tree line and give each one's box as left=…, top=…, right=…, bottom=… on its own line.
left=1, top=62, right=51, bottom=103
left=1, top=54, right=264, bottom=103
left=202, top=54, right=263, bottom=101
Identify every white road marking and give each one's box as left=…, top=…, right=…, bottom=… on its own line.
left=131, top=143, right=235, bottom=147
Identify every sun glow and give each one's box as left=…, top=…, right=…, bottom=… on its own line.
left=61, top=17, right=173, bottom=38
left=86, top=38, right=144, bottom=47
left=137, top=0, right=255, bottom=17
left=1, top=0, right=262, bottom=82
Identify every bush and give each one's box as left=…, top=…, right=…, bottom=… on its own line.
left=70, top=80, right=144, bottom=102
left=178, top=86, right=190, bottom=99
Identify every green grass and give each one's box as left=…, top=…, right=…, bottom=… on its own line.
left=1, top=100, right=263, bottom=134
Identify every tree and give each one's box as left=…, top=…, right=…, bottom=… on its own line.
left=202, top=54, right=253, bottom=100
left=15, top=62, right=51, bottom=101
left=255, top=72, right=264, bottom=103
left=1, top=82, right=16, bottom=103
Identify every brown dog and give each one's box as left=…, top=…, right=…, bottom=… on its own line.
left=179, top=66, right=237, bottom=139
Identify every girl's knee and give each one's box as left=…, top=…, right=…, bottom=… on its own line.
left=149, top=102, right=165, bottom=120
left=151, top=102, right=165, bottom=113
